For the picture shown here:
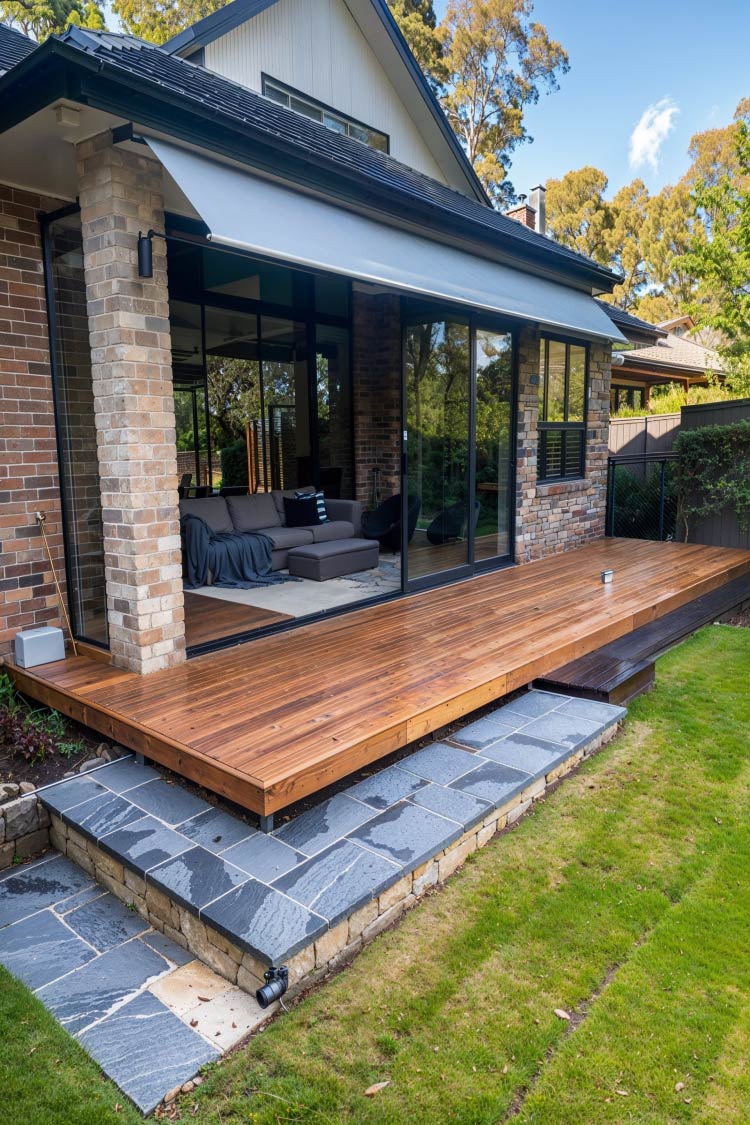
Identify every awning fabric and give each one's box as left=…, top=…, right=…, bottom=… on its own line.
left=149, top=138, right=625, bottom=343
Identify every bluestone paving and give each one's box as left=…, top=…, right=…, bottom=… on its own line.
left=501, top=689, right=571, bottom=719
left=87, top=756, right=160, bottom=793
left=36, top=938, right=172, bottom=1034
left=201, top=879, right=328, bottom=964
left=64, top=893, right=150, bottom=952
left=98, top=815, right=193, bottom=874
left=139, top=929, right=195, bottom=966
left=274, top=793, right=376, bottom=857
left=521, top=710, right=604, bottom=749
left=0, top=910, right=96, bottom=989
left=449, top=715, right=520, bottom=751
left=60, top=791, right=143, bottom=839
left=398, top=742, right=483, bottom=785
left=346, top=764, right=428, bottom=810
left=273, top=839, right=400, bottom=926
left=125, top=778, right=211, bottom=825
left=78, top=990, right=220, bottom=1115
left=0, top=854, right=95, bottom=927
left=40, top=774, right=110, bottom=815
left=348, top=800, right=462, bottom=871
left=148, top=846, right=249, bottom=911
left=222, top=832, right=306, bottom=882
left=53, top=886, right=106, bottom=915
left=409, top=782, right=491, bottom=830
left=481, top=731, right=570, bottom=777
left=557, top=697, right=627, bottom=724
left=451, top=759, right=532, bottom=805
left=179, top=806, right=257, bottom=854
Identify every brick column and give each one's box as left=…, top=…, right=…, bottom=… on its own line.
left=77, top=132, right=184, bottom=673
left=352, top=288, right=402, bottom=505
left=514, top=326, right=611, bottom=562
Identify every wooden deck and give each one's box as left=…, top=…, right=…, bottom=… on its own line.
left=6, top=539, right=749, bottom=819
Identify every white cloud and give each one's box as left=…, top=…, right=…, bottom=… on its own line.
left=629, top=98, right=679, bottom=172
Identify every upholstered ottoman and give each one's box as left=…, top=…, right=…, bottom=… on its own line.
left=287, top=538, right=379, bottom=581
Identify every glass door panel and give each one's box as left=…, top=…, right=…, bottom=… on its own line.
left=405, top=319, right=471, bottom=582
left=474, top=328, right=513, bottom=563
left=260, top=317, right=309, bottom=490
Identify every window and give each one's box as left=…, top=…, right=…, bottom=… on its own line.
left=262, top=76, right=389, bottom=153
left=538, top=337, right=587, bottom=481
left=610, top=385, right=644, bottom=413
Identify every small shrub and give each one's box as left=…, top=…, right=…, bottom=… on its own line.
left=0, top=672, right=84, bottom=763
left=220, top=439, right=249, bottom=487
left=0, top=707, right=56, bottom=764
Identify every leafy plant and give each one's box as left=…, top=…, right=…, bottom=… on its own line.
left=0, top=673, right=84, bottom=763
left=0, top=708, right=56, bottom=764
left=674, top=419, right=750, bottom=540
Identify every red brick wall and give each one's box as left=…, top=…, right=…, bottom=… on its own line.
left=352, top=289, right=402, bottom=506
left=0, top=184, right=66, bottom=660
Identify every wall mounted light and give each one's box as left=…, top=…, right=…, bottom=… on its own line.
left=137, top=229, right=167, bottom=278
left=256, top=965, right=289, bottom=1009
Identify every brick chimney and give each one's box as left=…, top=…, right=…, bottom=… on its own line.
left=505, top=194, right=537, bottom=230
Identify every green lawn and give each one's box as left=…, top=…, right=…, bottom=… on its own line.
left=3, top=624, right=750, bottom=1124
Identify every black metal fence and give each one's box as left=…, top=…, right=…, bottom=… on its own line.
left=606, top=453, right=679, bottom=542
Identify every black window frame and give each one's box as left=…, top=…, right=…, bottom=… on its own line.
left=537, top=334, right=589, bottom=483
left=261, top=73, right=390, bottom=154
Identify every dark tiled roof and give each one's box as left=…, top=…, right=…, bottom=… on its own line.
left=42, top=28, right=617, bottom=288
left=0, top=23, right=36, bottom=74
left=597, top=301, right=668, bottom=341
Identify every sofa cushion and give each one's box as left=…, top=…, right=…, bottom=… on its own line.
left=272, top=486, right=313, bottom=519
left=226, top=493, right=281, bottom=532
left=258, top=526, right=315, bottom=550
left=284, top=494, right=321, bottom=527
left=310, top=520, right=355, bottom=543
left=179, top=496, right=234, bottom=534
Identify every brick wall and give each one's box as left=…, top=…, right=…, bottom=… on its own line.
left=351, top=288, right=401, bottom=505
left=514, top=326, right=611, bottom=561
left=77, top=133, right=185, bottom=673
left=0, top=184, right=66, bottom=660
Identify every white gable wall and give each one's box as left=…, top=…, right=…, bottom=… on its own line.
left=203, top=0, right=449, bottom=183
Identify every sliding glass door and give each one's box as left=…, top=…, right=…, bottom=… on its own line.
left=404, top=314, right=514, bottom=588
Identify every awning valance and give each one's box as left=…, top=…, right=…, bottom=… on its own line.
left=149, top=138, right=625, bottom=343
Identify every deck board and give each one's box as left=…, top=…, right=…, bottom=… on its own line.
left=6, top=539, right=749, bottom=816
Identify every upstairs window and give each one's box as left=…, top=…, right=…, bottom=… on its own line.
left=538, top=337, right=588, bottom=482
left=262, top=75, right=389, bottom=153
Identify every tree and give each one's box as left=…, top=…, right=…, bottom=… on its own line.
left=681, top=118, right=750, bottom=390
left=113, top=0, right=223, bottom=44
left=388, top=0, right=445, bottom=86
left=438, top=0, right=569, bottom=204
left=1, top=0, right=103, bottom=40
left=545, top=167, right=612, bottom=263
left=638, top=182, right=703, bottom=315
left=606, top=179, right=650, bottom=309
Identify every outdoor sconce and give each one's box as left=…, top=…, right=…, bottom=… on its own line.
left=601, top=569, right=614, bottom=584
left=256, top=965, right=289, bottom=1009
left=137, top=229, right=167, bottom=278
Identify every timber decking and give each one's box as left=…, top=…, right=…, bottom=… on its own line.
left=184, top=592, right=292, bottom=648
left=6, top=539, right=749, bottom=818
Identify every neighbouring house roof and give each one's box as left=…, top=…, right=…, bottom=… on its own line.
left=618, top=333, right=723, bottom=378
left=598, top=301, right=669, bottom=345
left=0, top=26, right=620, bottom=293
left=658, top=314, right=696, bottom=333
left=0, top=23, right=36, bottom=75
left=161, top=0, right=489, bottom=206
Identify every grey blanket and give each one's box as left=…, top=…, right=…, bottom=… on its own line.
left=181, top=513, right=294, bottom=590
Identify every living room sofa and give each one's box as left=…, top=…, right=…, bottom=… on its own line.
left=179, top=488, right=364, bottom=576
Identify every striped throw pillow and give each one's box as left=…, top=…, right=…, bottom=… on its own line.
left=296, top=489, right=328, bottom=522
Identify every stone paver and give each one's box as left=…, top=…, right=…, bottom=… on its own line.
left=398, top=742, right=483, bottom=785
left=500, top=690, right=570, bottom=719
left=449, top=716, right=520, bottom=751
left=480, top=731, right=570, bottom=777
left=86, top=757, right=160, bottom=794
left=62, top=791, right=144, bottom=839
left=98, top=816, right=193, bottom=875
left=78, top=990, right=219, bottom=1115
left=409, top=781, right=490, bottom=829
left=179, top=807, right=257, bottom=854
left=149, top=846, right=249, bottom=911
left=65, top=893, right=150, bottom=952
left=125, top=779, right=211, bottom=826
left=222, top=833, right=306, bottom=882
left=201, top=879, right=328, bottom=964
left=450, top=759, right=531, bottom=805
left=348, top=800, right=461, bottom=871
left=346, top=764, right=427, bottom=810
left=0, top=854, right=95, bottom=926
left=0, top=910, right=96, bottom=990
left=520, top=710, right=604, bottom=749
left=273, top=793, right=376, bottom=857
left=40, top=775, right=109, bottom=815
left=273, top=838, right=400, bottom=926
left=556, top=697, right=627, bottom=724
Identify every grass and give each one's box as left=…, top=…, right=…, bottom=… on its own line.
left=2, top=624, right=750, bottom=1123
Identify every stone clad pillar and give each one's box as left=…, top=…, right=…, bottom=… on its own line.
left=77, top=132, right=185, bottom=673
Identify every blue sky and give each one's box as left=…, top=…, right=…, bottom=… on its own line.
left=435, top=0, right=750, bottom=198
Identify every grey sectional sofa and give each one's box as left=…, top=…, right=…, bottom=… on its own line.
left=179, top=489, right=365, bottom=576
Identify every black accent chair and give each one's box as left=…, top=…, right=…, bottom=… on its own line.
left=426, top=500, right=481, bottom=545
left=362, top=494, right=421, bottom=552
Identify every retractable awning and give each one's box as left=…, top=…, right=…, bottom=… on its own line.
left=148, top=138, right=625, bottom=343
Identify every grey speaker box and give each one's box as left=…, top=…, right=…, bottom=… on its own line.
left=14, top=626, right=66, bottom=668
